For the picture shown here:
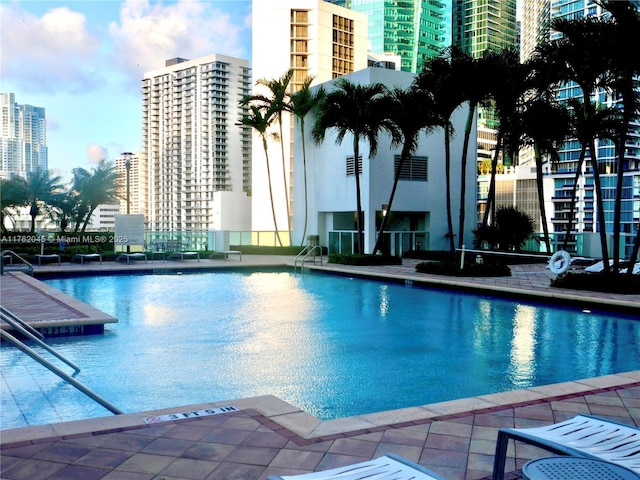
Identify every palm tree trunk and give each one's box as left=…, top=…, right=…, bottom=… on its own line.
left=373, top=147, right=408, bottom=254
left=300, top=120, right=309, bottom=247
left=278, top=116, right=292, bottom=241
left=626, top=228, right=640, bottom=277
left=445, top=126, right=455, bottom=253
left=589, top=137, right=610, bottom=272
left=612, top=112, right=630, bottom=271
left=562, top=145, right=587, bottom=251
left=534, top=144, right=552, bottom=254
left=263, top=136, right=283, bottom=247
left=458, top=103, right=476, bottom=249
left=353, top=137, right=364, bottom=255
left=477, top=131, right=503, bottom=248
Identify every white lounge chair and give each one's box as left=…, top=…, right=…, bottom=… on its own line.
left=492, top=414, right=640, bottom=480
left=268, top=454, right=448, bottom=480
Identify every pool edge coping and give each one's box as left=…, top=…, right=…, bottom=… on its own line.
left=2, top=371, right=639, bottom=448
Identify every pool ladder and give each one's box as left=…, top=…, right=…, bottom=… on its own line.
left=0, top=306, right=122, bottom=415
left=294, top=244, right=323, bottom=272
left=1, top=250, right=34, bottom=276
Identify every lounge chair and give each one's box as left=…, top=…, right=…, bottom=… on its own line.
left=492, top=414, right=640, bottom=480
left=267, top=454, right=448, bottom=480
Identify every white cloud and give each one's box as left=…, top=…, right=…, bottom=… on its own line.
left=109, top=0, right=250, bottom=80
left=0, top=4, right=102, bottom=93
left=87, top=144, right=109, bottom=164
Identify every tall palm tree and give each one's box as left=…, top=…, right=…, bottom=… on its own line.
left=476, top=47, right=532, bottom=249
left=23, top=169, right=64, bottom=233
left=519, top=97, right=572, bottom=253
left=415, top=49, right=467, bottom=252
left=251, top=70, right=295, bottom=238
left=287, top=76, right=325, bottom=246
left=372, top=85, right=435, bottom=254
left=239, top=103, right=283, bottom=246
left=597, top=0, right=640, bottom=271
left=456, top=51, right=494, bottom=249
left=71, top=160, right=119, bottom=232
left=546, top=15, right=614, bottom=271
left=312, top=79, right=395, bottom=254
left=1, top=176, right=28, bottom=232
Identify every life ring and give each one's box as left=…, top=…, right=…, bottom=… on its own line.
left=549, top=250, right=571, bottom=275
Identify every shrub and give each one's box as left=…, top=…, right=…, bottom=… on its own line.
left=328, top=254, right=402, bottom=266
left=415, top=260, right=511, bottom=277
left=551, top=272, right=640, bottom=294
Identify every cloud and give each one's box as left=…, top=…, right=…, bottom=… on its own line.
left=87, top=144, right=109, bottom=164
left=0, top=3, right=102, bottom=93
left=109, top=0, right=251, bottom=81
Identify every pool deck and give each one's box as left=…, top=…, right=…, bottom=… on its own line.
left=1, top=255, right=639, bottom=480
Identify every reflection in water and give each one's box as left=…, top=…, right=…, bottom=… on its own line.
left=2, top=271, right=638, bottom=429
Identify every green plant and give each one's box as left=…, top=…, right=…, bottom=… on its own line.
left=328, top=254, right=402, bottom=266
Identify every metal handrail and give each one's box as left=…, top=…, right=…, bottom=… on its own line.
left=0, top=308, right=80, bottom=372
left=1, top=250, right=34, bottom=275
left=294, top=245, right=323, bottom=272
left=1, top=329, right=122, bottom=415
left=0, top=305, right=44, bottom=340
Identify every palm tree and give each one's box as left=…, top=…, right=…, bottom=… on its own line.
left=71, top=160, right=119, bottom=232
left=546, top=15, right=614, bottom=271
left=372, top=85, right=436, bottom=254
left=23, top=169, right=64, bottom=233
left=414, top=49, right=467, bottom=252
left=250, top=70, right=295, bottom=239
left=239, top=103, right=283, bottom=246
left=1, top=176, right=28, bottom=232
left=476, top=47, right=532, bottom=249
left=597, top=0, right=640, bottom=272
left=287, top=76, right=325, bottom=246
left=312, top=79, right=395, bottom=254
left=519, top=97, right=572, bottom=253
left=456, top=51, right=494, bottom=249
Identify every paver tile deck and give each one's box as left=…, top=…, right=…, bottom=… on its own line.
left=1, top=255, right=639, bottom=479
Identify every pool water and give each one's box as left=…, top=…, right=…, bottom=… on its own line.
left=1, top=270, right=639, bottom=429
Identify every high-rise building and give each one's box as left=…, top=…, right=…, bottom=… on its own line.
left=0, top=92, right=48, bottom=180
left=251, top=0, right=368, bottom=242
left=520, top=0, right=550, bottom=63
left=452, top=0, right=518, bottom=59
left=328, top=0, right=452, bottom=73
left=141, top=54, right=252, bottom=233
left=548, top=0, right=640, bottom=257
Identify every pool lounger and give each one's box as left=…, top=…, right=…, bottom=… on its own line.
left=492, top=414, right=640, bottom=480
left=212, top=250, right=242, bottom=261
left=72, top=253, right=102, bottom=264
left=117, top=253, right=147, bottom=264
left=167, top=251, right=200, bottom=261
left=267, top=454, right=448, bottom=480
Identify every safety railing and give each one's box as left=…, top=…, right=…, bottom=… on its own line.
left=1, top=250, right=33, bottom=275
left=0, top=307, right=122, bottom=415
left=294, top=244, right=323, bottom=272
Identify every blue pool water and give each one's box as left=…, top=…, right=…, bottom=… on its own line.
left=1, top=270, right=639, bottom=429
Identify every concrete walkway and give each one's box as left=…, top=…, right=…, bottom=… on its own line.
left=1, top=255, right=639, bottom=480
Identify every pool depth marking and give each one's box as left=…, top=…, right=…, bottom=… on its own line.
left=144, top=405, right=238, bottom=424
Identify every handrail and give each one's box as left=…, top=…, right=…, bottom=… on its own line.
left=0, top=329, right=123, bottom=415
left=0, top=305, right=44, bottom=340
left=0, top=309, right=80, bottom=372
left=295, top=245, right=323, bottom=272
left=1, top=250, right=34, bottom=275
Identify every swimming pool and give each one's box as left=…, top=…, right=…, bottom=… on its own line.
left=2, top=270, right=639, bottom=429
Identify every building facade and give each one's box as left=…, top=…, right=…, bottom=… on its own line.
left=0, top=92, right=48, bottom=180
left=115, top=152, right=142, bottom=216
left=328, top=0, right=452, bottom=73
left=141, top=54, right=252, bottom=234
left=547, top=0, right=640, bottom=257
left=294, top=68, right=477, bottom=255
left=251, top=0, right=368, bottom=244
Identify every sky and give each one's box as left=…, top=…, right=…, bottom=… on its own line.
left=1, top=0, right=252, bottom=181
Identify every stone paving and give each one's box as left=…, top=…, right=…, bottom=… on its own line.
left=1, top=255, right=639, bottom=480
